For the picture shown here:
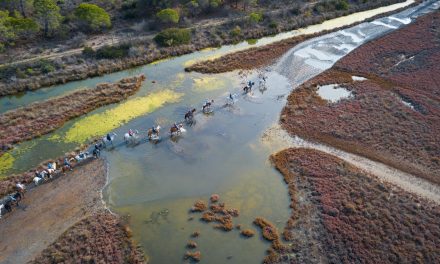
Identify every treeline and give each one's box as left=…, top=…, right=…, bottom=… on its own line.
left=0, top=0, right=111, bottom=52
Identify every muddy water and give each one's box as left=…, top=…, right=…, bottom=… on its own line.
left=1, top=1, right=439, bottom=263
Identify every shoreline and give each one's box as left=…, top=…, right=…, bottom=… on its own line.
left=0, top=75, right=145, bottom=156
left=0, top=158, right=147, bottom=264
left=0, top=0, right=408, bottom=96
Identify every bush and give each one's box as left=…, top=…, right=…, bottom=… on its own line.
left=39, top=60, right=55, bottom=74
left=156, top=8, right=179, bottom=24
left=74, top=3, right=111, bottom=32
left=154, top=28, right=191, bottom=47
left=82, top=46, right=95, bottom=57
left=269, top=21, right=278, bottom=29
left=230, top=26, right=241, bottom=37
left=96, top=44, right=130, bottom=59
left=249, top=12, right=263, bottom=24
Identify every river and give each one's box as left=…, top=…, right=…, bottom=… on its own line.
left=1, top=0, right=439, bottom=262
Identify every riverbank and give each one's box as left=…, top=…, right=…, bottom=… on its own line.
left=280, top=11, right=440, bottom=185
left=0, top=0, right=406, bottom=96
left=0, top=158, right=146, bottom=263
left=184, top=0, right=420, bottom=74
left=0, top=75, right=145, bottom=156
left=270, top=148, right=440, bottom=263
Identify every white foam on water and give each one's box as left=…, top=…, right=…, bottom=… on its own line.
left=388, top=16, right=412, bottom=24
left=339, top=30, right=364, bottom=43
left=371, top=20, right=398, bottom=29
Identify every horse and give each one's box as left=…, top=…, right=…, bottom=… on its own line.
left=147, top=126, right=161, bottom=141
left=75, top=152, right=89, bottom=162
left=170, top=123, right=185, bottom=137
left=202, top=100, right=214, bottom=114
left=185, top=109, right=196, bottom=122
left=16, top=182, right=26, bottom=197
left=0, top=204, right=4, bottom=219
left=124, top=130, right=140, bottom=144
left=102, top=132, right=117, bottom=147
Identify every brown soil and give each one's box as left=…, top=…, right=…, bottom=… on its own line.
left=0, top=159, right=146, bottom=264
left=270, top=148, right=440, bottom=263
left=0, top=75, right=145, bottom=155
left=280, top=12, right=440, bottom=184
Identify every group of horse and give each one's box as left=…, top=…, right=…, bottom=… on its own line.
left=0, top=75, right=269, bottom=220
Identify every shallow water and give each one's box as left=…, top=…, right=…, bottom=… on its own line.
left=317, top=84, right=352, bottom=102
left=1, top=1, right=439, bottom=262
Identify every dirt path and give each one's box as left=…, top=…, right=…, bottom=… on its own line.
left=262, top=124, right=440, bottom=204
left=0, top=159, right=106, bottom=264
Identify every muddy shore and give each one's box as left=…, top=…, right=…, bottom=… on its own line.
left=270, top=148, right=440, bottom=263
left=280, top=11, right=440, bottom=185
left=0, top=0, right=405, bottom=96
left=184, top=1, right=420, bottom=74
left=0, top=75, right=145, bottom=156
left=0, top=158, right=146, bottom=264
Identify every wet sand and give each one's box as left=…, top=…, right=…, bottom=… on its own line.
left=0, top=159, right=146, bottom=264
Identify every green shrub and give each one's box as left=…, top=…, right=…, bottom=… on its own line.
left=26, top=68, right=34, bottom=75
left=40, top=60, right=55, bottom=73
left=74, top=3, right=111, bottom=32
left=156, top=8, right=179, bottom=24
left=154, top=28, right=191, bottom=47
left=249, top=12, right=263, bottom=24
left=82, top=46, right=95, bottom=57
left=230, top=26, right=241, bottom=37
left=96, top=44, right=130, bottom=59
left=269, top=21, right=278, bottom=29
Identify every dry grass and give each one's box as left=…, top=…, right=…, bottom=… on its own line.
left=270, top=148, right=440, bottom=263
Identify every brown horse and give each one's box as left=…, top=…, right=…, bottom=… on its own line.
left=148, top=126, right=161, bottom=140
left=170, top=123, right=184, bottom=136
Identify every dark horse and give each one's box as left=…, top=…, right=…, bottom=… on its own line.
left=184, top=109, right=196, bottom=121
left=202, top=100, right=214, bottom=113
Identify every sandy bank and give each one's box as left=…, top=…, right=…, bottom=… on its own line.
left=0, top=158, right=146, bottom=264
left=0, top=75, right=145, bottom=155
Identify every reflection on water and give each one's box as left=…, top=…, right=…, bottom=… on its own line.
left=104, top=71, right=293, bottom=263
left=63, top=90, right=183, bottom=143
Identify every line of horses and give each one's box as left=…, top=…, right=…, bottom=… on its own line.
left=0, top=74, right=268, bottom=221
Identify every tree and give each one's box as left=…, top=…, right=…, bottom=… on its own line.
left=154, top=27, right=191, bottom=46
left=74, top=3, right=111, bottom=32
left=0, top=11, right=15, bottom=52
left=33, top=0, right=63, bottom=37
left=0, top=10, right=38, bottom=52
left=156, top=8, right=179, bottom=24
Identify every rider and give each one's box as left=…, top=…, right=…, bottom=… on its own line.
left=229, top=93, right=233, bottom=100
left=106, top=133, right=112, bottom=141
left=173, top=123, right=179, bottom=130
left=152, top=126, right=158, bottom=135
left=128, top=129, right=134, bottom=137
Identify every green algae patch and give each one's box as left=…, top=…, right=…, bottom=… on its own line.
left=63, top=90, right=183, bottom=143
left=150, top=58, right=171, bottom=65
left=0, top=152, right=15, bottom=178
left=192, top=77, right=228, bottom=92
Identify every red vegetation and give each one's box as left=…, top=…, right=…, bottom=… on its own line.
left=210, top=193, right=220, bottom=203
left=271, top=148, right=440, bottom=263
left=281, top=12, right=440, bottom=184
left=187, top=241, right=198, bottom=249
left=191, top=200, right=208, bottom=212
left=0, top=75, right=146, bottom=156
left=31, top=212, right=146, bottom=264
left=240, top=229, right=255, bottom=238
left=184, top=251, right=201, bottom=262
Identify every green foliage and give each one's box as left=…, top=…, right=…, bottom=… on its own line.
left=0, top=10, right=39, bottom=51
left=96, top=44, right=130, bottom=59
left=38, top=60, right=55, bottom=73
left=33, top=0, right=63, bottom=37
left=154, top=28, right=191, bottom=47
left=314, top=0, right=350, bottom=13
left=156, top=8, right=179, bottom=24
left=268, top=21, right=278, bottom=29
left=74, top=3, right=111, bottom=32
left=82, top=46, right=95, bottom=57
left=249, top=12, right=263, bottom=24
left=230, top=26, right=241, bottom=37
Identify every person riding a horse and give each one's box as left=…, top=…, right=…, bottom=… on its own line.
left=107, top=133, right=112, bottom=141
left=185, top=109, right=196, bottom=121
left=129, top=129, right=134, bottom=137
left=202, top=100, right=214, bottom=112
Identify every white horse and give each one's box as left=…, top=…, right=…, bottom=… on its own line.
left=102, top=132, right=117, bottom=147
left=33, top=176, right=44, bottom=185
left=170, top=124, right=186, bottom=137
left=0, top=204, right=4, bottom=219
left=75, top=152, right=89, bottom=162
left=124, top=130, right=140, bottom=144
left=226, top=93, right=238, bottom=106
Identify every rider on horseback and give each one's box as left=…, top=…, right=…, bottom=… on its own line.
left=152, top=126, right=159, bottom=135
left=202, top=99, right=214, bottom=112
left=106, top=133, right=112, bottom=141
left=173, top=123, right=179, bottom=130
left=128, top=129, right=134, bottom=137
